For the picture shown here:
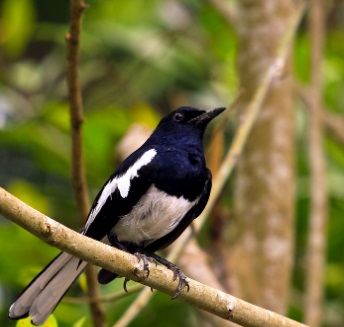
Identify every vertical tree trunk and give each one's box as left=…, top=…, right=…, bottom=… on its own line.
left=305, top=0, right=327, bottom=326
left=229, top=1, right=296, bottom=314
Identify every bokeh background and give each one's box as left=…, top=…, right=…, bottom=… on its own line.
left=0, top=1, right=343, bottom=326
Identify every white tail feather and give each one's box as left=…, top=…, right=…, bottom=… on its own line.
left=9, top=252, right=87, bottom=325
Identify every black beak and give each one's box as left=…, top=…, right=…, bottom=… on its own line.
left=190, top=107, right=226, bottom=126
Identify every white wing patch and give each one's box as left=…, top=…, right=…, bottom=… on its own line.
left=84, top=149, right=157, bottom=232
left=110, top=185, right=199, bottom=245
left=117, top=149, right=157, bottom=198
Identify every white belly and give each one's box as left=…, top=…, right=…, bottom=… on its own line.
left=110, top=185, right=197, bottom=245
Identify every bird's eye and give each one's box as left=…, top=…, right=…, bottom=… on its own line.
left=173, top=112, right=184, bottom=122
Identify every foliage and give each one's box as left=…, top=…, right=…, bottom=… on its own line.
left=0, top=1, right=343, bottom=327
left=15, top=315, right=58, bottom=327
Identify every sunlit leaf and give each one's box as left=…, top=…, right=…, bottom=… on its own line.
left=326, top=264, right=344, bottom=289
left=78, top=272, right=88, bottom=294
left=1, top=0, right=36, bottom=57
left=15, top=315, right=58, bottom=327
left=8, top=179, right=52, bottom=215
left=130, top=103, right=160, bottom=128
left=73, top=316, right=87, bottom=327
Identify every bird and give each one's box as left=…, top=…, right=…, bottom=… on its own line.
left=9, top=105, right=225, bottom=326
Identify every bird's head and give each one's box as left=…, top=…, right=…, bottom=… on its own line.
left=153, top=106, right=226, bottom=141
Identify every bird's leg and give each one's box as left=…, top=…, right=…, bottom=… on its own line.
left=139, top=251, right=190, bottom=299
left=107, top=236, right=157, bottom=290
left=107, top=236, right=185, bottom=296
left=106, top=234, right=134, bottom=291
left=108, top=233, right=129, bottom=252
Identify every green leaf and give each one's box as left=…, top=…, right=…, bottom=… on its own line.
left=1, top=0, right=36, bottom=57
left=73, top=316, right=87, bottom=327
left=78, top=272, right=88, bottom=294
left=8, top=179, right=52, bottom=216
left=15, top=315, right=58, bottom=327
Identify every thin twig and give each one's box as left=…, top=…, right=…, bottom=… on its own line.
left=0, top=187, right=309, bottom=327
left=66, top=0, right=89, bottom=222
left=296, top=85, right=344, bottom=144
left=112, top=4, right=306, bottom=326
left=323, top=112, right=344, bottom=144
left=304, top=1, right=327, bottom=326
left=64, top=285, right=143, bottom=304
left=66, top=0, right=106, bottom=326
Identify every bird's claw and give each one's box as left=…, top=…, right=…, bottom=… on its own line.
left=123, top=277, right=130, bottom=293
left=134, top=252, right=157, bottom=278
left=170, top=266, right=190, bottom=299
left=132, top=251, right=189, bottom=298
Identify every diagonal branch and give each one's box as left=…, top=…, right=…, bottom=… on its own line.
left=65, top=0, right=106, bottom=326
left=0, top=186, right=308, bottom=327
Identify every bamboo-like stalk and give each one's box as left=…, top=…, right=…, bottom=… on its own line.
left=0, top=186, right=308, bottom=327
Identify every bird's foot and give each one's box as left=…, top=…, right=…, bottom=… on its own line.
left=169, top=264, right=190, bottom=299
left=134, top=252, right=157, bottom=278
left=144, top=252, right=190, bottom=299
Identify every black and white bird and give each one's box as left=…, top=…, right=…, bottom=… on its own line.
left=9, top=106, right=225, bottom=325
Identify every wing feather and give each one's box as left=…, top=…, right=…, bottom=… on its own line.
left=83, top=148, right=158, bottom=239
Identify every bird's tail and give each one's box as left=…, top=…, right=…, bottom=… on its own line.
left=9, top=251, right=87, bottom=326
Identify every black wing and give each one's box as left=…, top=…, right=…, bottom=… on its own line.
left=82, top=147, right=158, bottom=241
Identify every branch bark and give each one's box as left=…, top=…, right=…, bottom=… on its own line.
left=0, top=186, right=308, bottom=327
left=65, top=0, right=106, bottom=325
left=305, top=1, right=328, bottom=326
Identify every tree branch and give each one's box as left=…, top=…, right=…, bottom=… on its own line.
left=323, top=112, right=344, bottom=144
left=66, top=0, right=89, bottom=231
left=65, top=0, right=106, bottom=325
left=0, top=186, right=308, bottom=327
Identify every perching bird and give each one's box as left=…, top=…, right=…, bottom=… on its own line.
left=9, top=106, right=225, bottom=325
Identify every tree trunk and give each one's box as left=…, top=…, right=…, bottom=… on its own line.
left=228, top=0, right=296, bottom=314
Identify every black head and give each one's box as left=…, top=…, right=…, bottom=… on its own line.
left=149, top=106, right=226, bottom=144
left=159, top=106, right=225, bottom=130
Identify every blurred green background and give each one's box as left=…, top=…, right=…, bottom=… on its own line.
left=0, top=1, right=343, bottom=326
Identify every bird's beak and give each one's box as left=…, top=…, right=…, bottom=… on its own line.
left=190, top=107, right=226, bottom=126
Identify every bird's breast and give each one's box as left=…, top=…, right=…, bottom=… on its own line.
left=110, top=185, right=198, bottom=246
